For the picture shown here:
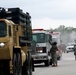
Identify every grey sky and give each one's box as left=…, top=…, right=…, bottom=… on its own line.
left=0, top=0, right=76, bottom=29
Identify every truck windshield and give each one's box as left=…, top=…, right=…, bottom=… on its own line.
left=0, top=21, right=6, bottom=37
left=32, top=33, right=46, bottom=43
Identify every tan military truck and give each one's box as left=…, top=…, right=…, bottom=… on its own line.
left=0, top=7, right=34, bottom=75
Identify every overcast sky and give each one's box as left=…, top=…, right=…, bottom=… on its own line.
left=0, top=0, right=76, bottom=29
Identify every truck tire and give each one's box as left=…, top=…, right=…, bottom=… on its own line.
left=44, top=60, right=49, bottom=67
left=49, top=59, right=52, bottom=65
left=0, top=60, right=10, bottom=75
left=57, top=56, right=61, bottom=60
left=22, top=52, right=32, bottom=75
left=32, top=58, right=34, bottom=71
left=13, top=52, right=22, bottom=75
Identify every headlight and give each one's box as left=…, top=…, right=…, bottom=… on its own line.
left=37, top=47, right=43, bottom=53
left=0, top=43, right=5, bottom=47
left=37, top=50, right=43, bottom=53
left=39, top=50, right=43, bottom=53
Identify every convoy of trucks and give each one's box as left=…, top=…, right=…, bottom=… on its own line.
left=0, top=7, right=34, bottom=75
left=0, top=6, right=63, bottom=75
left=31, top=29, right=52, bottom=66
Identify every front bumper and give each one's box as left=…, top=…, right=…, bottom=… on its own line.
left=0, top=47, right=11, bottom=59
left=66, top=49, right=74, bottom=52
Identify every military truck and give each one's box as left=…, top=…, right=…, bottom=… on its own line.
left=0, top=7, right=34, bottom=75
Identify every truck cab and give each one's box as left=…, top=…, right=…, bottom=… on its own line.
left=31, top=29, right=52, bottom=66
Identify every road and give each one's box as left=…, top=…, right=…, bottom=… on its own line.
left=33, top=52, right=76, bottom=75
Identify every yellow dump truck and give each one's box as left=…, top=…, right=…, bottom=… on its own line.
left=0, top=7, right=34, bottom=75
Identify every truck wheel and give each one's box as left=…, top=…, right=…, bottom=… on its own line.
left=49, top=59, right=52, bottom=65
left=32, top=58, right=34, bottom=72
left=13, top=52, right=22, bottom=75
left=0, top=60, right=10, bottom=75
left=67, top=51, right=68, bottom=53
left=22, top=52, right=32, bottom=75
left=28, top=51, right=32, bottom=75
left=44, top=60, right=49, bottom=66
left=57, top=56, right=60, bottom=60
left=22, top=59, right=32, bottom=75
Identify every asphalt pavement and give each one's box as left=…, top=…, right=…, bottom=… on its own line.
left=33, top=52, right=76, bottom=75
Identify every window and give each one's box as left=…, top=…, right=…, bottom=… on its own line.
left=8, top=26, right=11, bottom=36
left=0, top=21, right=6, bottom=37
left=32, top=33, right=46, bottom=43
